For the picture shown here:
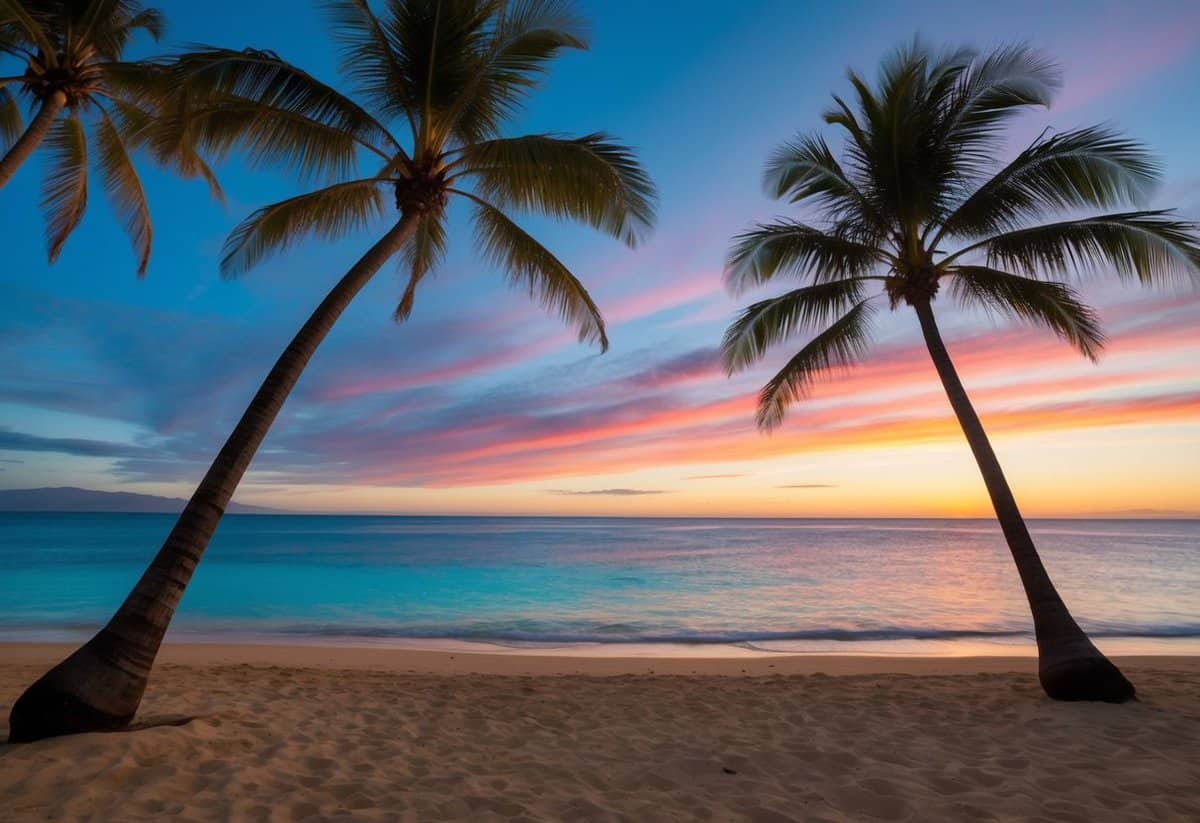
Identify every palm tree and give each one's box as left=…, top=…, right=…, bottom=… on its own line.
left=8, top=0, right=655, bottom=743
left=721, top=41, right=1200, bottom=702
left=0, top=0, right=210, bottom=274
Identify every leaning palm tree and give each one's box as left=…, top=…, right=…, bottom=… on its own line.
left=722, top=41, right=1200, bottom=702
left=8, top=0, right=655, bottom=742
left=0, top=0, right=210, bottom=274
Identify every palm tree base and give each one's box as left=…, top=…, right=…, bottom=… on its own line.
left=1039, top=653, right=1136, bottom=703
left=8, top=639, right=144, bottom=743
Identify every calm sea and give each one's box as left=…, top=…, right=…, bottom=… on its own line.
left=1, top=514, right=1197, bottom=655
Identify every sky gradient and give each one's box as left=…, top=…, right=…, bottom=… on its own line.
left=1, top=0, right=1198, bottom=517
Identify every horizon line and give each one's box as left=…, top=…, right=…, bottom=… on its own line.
left=4, top=509, right=1197, bottom=521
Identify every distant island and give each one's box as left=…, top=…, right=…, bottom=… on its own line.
left=0, top=487, right=281, bottom=514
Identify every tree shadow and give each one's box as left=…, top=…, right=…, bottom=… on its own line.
left=1, top=714, right=202, bottom=751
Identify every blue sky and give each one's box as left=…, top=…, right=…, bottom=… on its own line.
left=1, top=0, right=1198, bottom=515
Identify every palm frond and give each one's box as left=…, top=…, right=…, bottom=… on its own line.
left=762, top=133, right=883, bottom=237
left=822, top=92, right=870, bottom=153
left=41, top=113, right=88, bottom=263
left=221, top=178, right=387, bottom=277
left=106, top=92, right=224, bottom=202
left=721, top=278, right=868, bottom=374
left=756, top=300, right=876, bottom=430
left=940, top=44, right=1060, bottom=163
left=329, top=0, right=502, bottom=150
left=125, top=8, right=164, bottom=40
left=66, top=0, right=156, bottom=58
left=940, top=126, right=1160, bottom=240
left=724, top=219, right=883, bottom=294
left=823, top=45, right=958, bottom=230
left=322, top=0, right=416, bottom=129
left=492, top=0, right=587, bottom=52
left=962, top=211, right=1200, bottom=285
left=0, top=0, right=55, bottom=59
left=950, top=266, right=1105, bottom=360
left=161, top=47, right=398, bottom=182
left=0, top=85, right=20, bottom=151
left=442, top=0, right=587, bottom=146
left=815, top=42, right=1062, bottom=233
left=74, top=0, right=163, bottom=58
left=460, top=132, right=656, bottom=247
left=95, top=106, right=152, bottom=275
left=99, top=59, right=178, bottom=108
left=395, top=209, right=448, bottom=321
left=467, top=192, right=607, bottom=351
left=376, top=0, right=493, bottom=151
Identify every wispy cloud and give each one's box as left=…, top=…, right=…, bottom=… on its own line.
left=605, top=277, right=724, bottom=325
left=0, top=429, right=153, bottom=459
left=1053, top=11, right=1200, bottom=112
left=2, top=281, right=1196, bottom=505
left=545, top=488, right=668, bottom=496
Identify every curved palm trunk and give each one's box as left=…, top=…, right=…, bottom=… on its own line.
left=8, top=215, right=419, bottom=742
left=0, top=91, right=66, bottom=190
left=912, top=298, right=1134, bottom=702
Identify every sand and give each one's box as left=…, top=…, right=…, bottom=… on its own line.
left=2, top=645, right=1199, bottom=822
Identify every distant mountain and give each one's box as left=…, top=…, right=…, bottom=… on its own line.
left=0, top=487, right=282, bottom=514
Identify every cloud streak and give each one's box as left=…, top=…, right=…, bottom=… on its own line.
left=1, top=260, right=1196, bottom=507
left=0, top=429, right=153, bottom=460
left=545, top=488, right=668, bottom=496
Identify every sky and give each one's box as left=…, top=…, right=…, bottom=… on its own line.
left=1, top=0, right=1198, bottom=518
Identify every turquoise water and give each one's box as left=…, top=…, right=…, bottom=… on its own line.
left=1, top=514, right=1197, bottom=653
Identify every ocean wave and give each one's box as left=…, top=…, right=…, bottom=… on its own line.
left=6, top=621, right=1200, bottom=650
left=249, top=622, right=1200, bottom=646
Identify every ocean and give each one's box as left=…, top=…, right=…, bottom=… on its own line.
left=1, top=513, right=1197, bottom=655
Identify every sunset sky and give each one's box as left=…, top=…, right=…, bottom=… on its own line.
left=1, top=0, right=1197, bottom=517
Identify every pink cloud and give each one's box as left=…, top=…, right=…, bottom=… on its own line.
left=358, top=304, right=1200, bottom=485
left=263, top=290, right=1197, bottom=491
left=1052, top=10, right=1200, bottom=112
left=604, top=275, right=725, bottom=325
left=409, top=389, right=1200, bottom=488
left=318, top=330, right=573, bottom=401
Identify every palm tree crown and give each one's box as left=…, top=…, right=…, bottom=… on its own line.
left=722, top=40, right=1200, bottom=427
left=158, top=0, right=656, bottom=348
left=0, top=0, right=185, bottom=274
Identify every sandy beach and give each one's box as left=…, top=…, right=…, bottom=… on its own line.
left=1, top=645, right=1198, bottom=821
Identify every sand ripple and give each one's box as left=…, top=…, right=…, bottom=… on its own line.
left=3, top=662, right=1199, bottom=821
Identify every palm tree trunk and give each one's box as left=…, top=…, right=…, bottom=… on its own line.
left=8, top=215, right=420, bottom=742
left=0, top=91, right=65, bottom=190
left=911, top=298, right=1134, bottom=702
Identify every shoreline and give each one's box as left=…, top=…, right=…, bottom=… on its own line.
left=5, top=641, right=1200, bottom=676
left=6, top=630, right=1200, bottom=657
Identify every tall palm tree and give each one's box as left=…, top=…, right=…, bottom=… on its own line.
left=721, top=41, right=1200, bottom=702
left=0, top=0, right=211, bottom=274
left=8, top=0, right=655, bottom=742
